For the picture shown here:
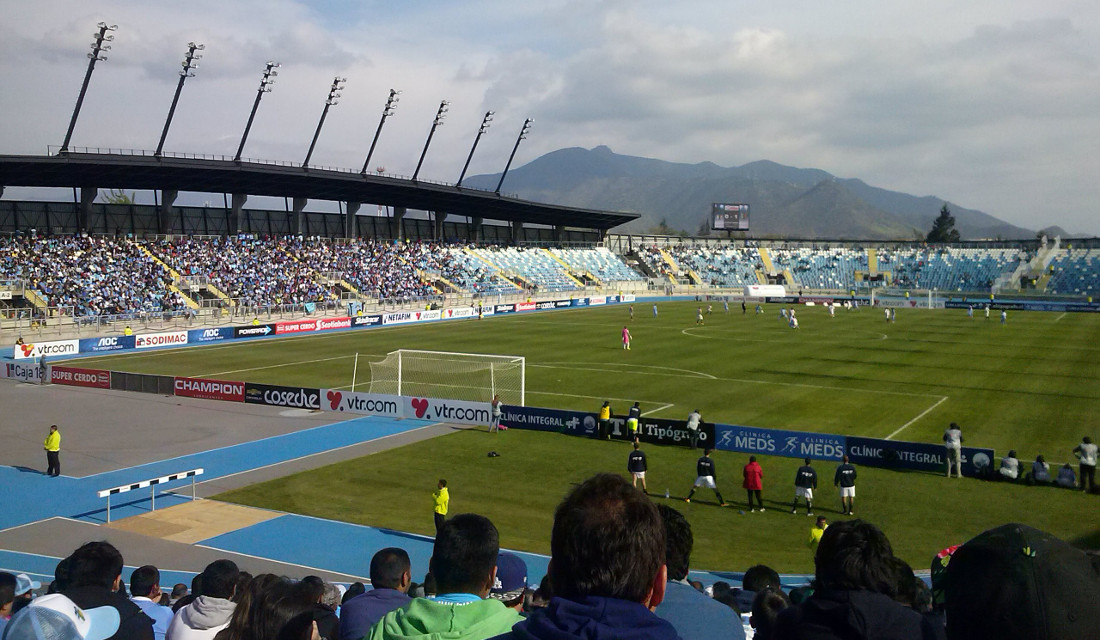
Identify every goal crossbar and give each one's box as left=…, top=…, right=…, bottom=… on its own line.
left=367, top=349, right=525, bottom=405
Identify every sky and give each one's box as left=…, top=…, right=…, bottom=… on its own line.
left=1, top=0, right=1098, bottom=234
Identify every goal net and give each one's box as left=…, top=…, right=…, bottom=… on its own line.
left=368, top=349, right=525, bottom=405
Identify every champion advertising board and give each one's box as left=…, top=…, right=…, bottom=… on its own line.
left=234, top=324, right=275, bottom=338
left=79, top=335, right=136, bottom=353
left=406, top=396, right=492, bottom=425
left=190, top=327, right=233, bottom=343
left=134, top=331, right=188, bottom=349
left=4, top=361, right=46, bottom=383
left=243, top=383, right=321, bottom=409
left=50, top=365, right=111, bottom=389
left=321, top=389, right=403, bottom=418
left=714, top=425, right=846, bottom=461
left=13, top=339, right=79, bottom=360
left=846, top=436, right=995, bottom=478
left=174, top=376, right=245, bottom=402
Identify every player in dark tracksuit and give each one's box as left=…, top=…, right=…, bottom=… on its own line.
left=685, top=449, right=727, bottom=506
left=835, top=455, right=858, bottom=515
left=627, top=442, right=648, bottom=493
left=792, top=458, right=818, bottom=515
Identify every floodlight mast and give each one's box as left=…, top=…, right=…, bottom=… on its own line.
left=496, top=117, right=532, bottom=194
left=361, top=89, right=400, bottom=175
left=155, top=41, right=204, bottom=157
left=235, top=61, right=280, bottom=162
left=412, top=100, right=449, bottom=181
left=59, top=22, right=117, bottom=154
left=456, top=111, right=494, bottom=187
left=303, top=76, right=347, bottom=169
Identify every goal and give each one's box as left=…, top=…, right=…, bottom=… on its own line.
left=367, top=349, right=525, bottom=405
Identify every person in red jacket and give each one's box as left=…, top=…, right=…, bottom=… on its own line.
left=743, top=456, right=765, bottom=512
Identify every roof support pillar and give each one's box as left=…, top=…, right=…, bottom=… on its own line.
left=470, top=216, right=482, bottom=243
left=292, top=197, right=307, bottom=235
left=345, top=201, right=360, bottom=238
left=159, top=189, right=178, bottom=234
left=79, top=186, right=97, bottom=232
left=433, top=211, right=447, bottom=240
left=391, top=206, right=406, bottom=241
left=511, top=219, right=524, bottom=243
left=554, top=225, right=564, bottom=242
left=232, top=193, right=248, bottom=233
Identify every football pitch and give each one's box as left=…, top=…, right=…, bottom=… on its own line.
left=72, top=301, right=1100, bottom=571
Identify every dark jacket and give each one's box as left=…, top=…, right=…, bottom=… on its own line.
left=314, top=603, right=339, bottom=640
left=654, top=581, right=744, bottom=640
left=65, top=585, right=155, bottom=640
left=492, top=595, right=681, bottom=640
left=339, top=588, right=412, bottom=640
left=773, top=589, right=937, bottom=640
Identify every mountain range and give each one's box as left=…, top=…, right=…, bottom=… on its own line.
left=464, top=146, right=1054, bottom=240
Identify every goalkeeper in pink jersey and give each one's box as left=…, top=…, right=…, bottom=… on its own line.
left=621, top=325, right=632, bottom=350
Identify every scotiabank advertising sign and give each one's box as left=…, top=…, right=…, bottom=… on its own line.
left=316, top=316, right=353, bottom=331
left=244, top=383, right=321, bottom=409
left=13, top=339, right=79, bottom=360
left=174, top=376, right=245, bottom=402
left=321, top=389, right=402, bottom=417
left=515, top=302, right=536, bottom=312
left=51, top=365, right=110, bottom=389
left=135, top=331, right=188, bottom=349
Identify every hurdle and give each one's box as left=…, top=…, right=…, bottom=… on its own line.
left=97, top=468, right=204, bottom=523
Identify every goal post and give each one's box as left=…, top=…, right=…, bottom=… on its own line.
left=368, top=349, right=525, bottom=406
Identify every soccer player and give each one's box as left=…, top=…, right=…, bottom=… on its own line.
left=742, top=301, right=747, bottom=314
left=626, top=401, right=641, bottom=440
left=943, top=422, right=963, bottom=478
left=834, top=455, right=857, bottom=515
left=792, top=458, right=817, bottom=516
left=967, top=305, right=974, bottom=318
left=828, top=304, right=835, bottom=318
left=627, top=441, right=648, bottom=493
left=685, top=449, right=727, bottom=506
left=984, top=303, right=990, bottom=319
left=622, top=326, right=632, bottom=350
left=884, top=307, right=890, bottom=322
left=489, top=395, right=502, bottom=433
left=723, top=299, right=729, bottom=314
left=686, top=409, right=702, bottom=449
left=696, top=307, right=704, bottom=325
left=1000, top=309, right=1007, bottom=325
left=706, top=304, right=713, bottom=315
left=653, top=304, right=658, bottom=318
left=629, top=304, right=634, bottom=320
left=890, top=308, right=896, bottom=322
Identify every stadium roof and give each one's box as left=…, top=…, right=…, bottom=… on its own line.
left=0, top=153, right=638, bottom=230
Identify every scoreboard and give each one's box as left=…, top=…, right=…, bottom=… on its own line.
left=712, top=203, right=749, bottom=231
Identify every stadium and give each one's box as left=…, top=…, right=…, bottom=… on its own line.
left=2, top=12, right=1099, bottom=640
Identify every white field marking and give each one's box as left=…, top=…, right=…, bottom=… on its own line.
left=198, top=355, right=355, bottom=377
left=191, top=542, right=369, bottom=582
left=1054, top=312, right=1067, bottom=322
left=885, top=396, right=949, bottom=440
left=177, top=423, right=441, bottom=488
left=533, top=361, right=717, bottom=380
left=641, top=403, right=675, bottom=416
left=528, top=390, right=677, bottom=406
left=680, top=327, right=889, bottom=342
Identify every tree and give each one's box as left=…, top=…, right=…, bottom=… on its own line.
left=101, top=188, right=135, bottom=204
left=926, top=204, right=960, bottom=243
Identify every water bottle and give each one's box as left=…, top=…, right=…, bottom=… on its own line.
left=664, top=488, right=670, bottom=499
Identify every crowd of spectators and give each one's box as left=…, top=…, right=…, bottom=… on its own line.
left=0, top=234, right=188, bottom=318
left=3, top=474, right=1095, bottom=640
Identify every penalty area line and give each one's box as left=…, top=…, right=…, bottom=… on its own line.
left=641, top=403, right=675, bottom=417
left=884, top=396, right=948, bottom=440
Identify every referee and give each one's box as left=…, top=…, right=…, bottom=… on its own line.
left=44, top=424, right=61, bottom=477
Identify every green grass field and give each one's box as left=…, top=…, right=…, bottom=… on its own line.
left=73, top=301, right=1100, bottom=571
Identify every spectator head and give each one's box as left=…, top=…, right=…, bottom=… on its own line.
left=657, top=505, right=693, bottom=581
left=743, top=565, right=782, bottom=594
left=233, top=572, right=253, bottom=604
left=14, top=574, right=40, bottom=599
left=199, top=560, right=239, bottom=600
left=547, top=473, right=666, bottom=608
left=66, top=542, right=124, bottom=591
left=342, top=583, right=365, bottom=604
left=321, top=584, right=342, bottom=610
left=813, top=519, right=897, bottom=597
left=170, top=584, right=189, bottom=600
left=369, top=548, right=412, bottom=592
left=3, top=594, right=119, bottom=640
left=891, top=558, right=919, bottom=608
left=243, top=577, right=314, bottom=640
left=129, top=566, right=160, bottom=599
left=1007, top=450, right=1017, bottom=459
left=749, top=588, right=791, bottom=639
left=1, top=572, right=16, bottom=617
left=297, top=576, right=325, bottom=604
left=945, top=523, right=1100, bottom=640
left=489, top=552, right=528, bottom=610
left=429, top=513, right=500, bottom=597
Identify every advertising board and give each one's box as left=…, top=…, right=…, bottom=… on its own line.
left=316, top=317, right=353, bottom=331
left=589, top=296, right=606, bottom=306
left=13, top=339, right=79, bottom=360
left=444, top=307, right=475, bottom=319
left=494, top=304, right=515, bottom=314
left=320, top=389, right=403, bottom=418
left=515, top=302, right=536, bottom=312
left=499, top=405, right=590, bottom=433
left=353, top=314, right=383, bottom=327
left=243, top=383, right=321, bottom=409
left=79, top=335, right=136, bottom=353
left=174, top=376, right=245, bottom=402
left=846, top=436, right=994, bottom=478
left=405, top=396, right=492, bottom=425
left=383, top=311, right=418, bottom=325
left=275, top=319, right=318, bottom=334
left=135, top=331, right=188, bottom=349
left=234, top=324, right=275, bottom=338
left=714, top=425, right=846, bottom=461
left=4, top=361, right=46, bottom=383
left=621, top=294, right=636, bottom=303
left=190, top=327, right=233, bottom=343
left=50, top=365, right=111, bottom=389
left=613, top=415, right=717, bottom=448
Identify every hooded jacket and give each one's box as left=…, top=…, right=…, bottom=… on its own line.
left=368, top=597, right=521, bottom=640
left=772, top=589, right=939, bottom=640
left=493, top=595, right=681, bottom=640
left=165, top=596, right=237, bottom=640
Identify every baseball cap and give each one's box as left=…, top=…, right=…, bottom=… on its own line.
left=488, top=552, right=527, bottom=602
left=2, top=593, right=120, bottom=640
left=14, top=574, right=41, bottom=597
left=944, top=523, right=1100, bottom=640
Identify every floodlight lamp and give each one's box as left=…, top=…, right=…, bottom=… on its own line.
left=97, top=21, right=107, bottom=29
left=267, top=70, right=278, bottom=77
left=108, top=24, right=118, bottom=30
left=104, top=34, right=114, bottom=42
left=101, top=44, right=111, bottom=51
